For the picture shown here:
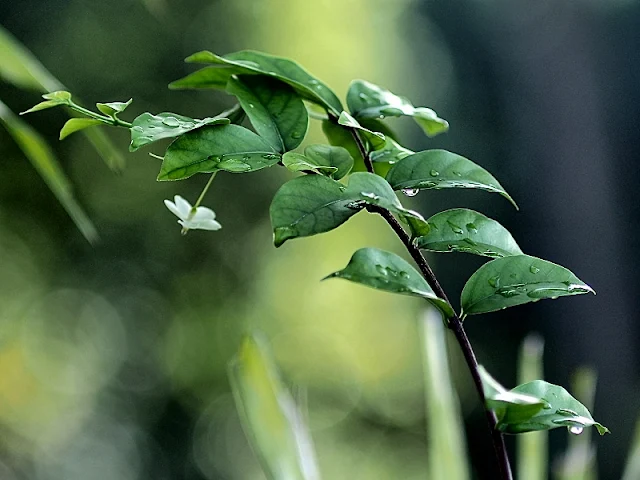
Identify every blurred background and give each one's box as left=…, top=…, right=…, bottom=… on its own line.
left=0, top=0, right=638, bottom=478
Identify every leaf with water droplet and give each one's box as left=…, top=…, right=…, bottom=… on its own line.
left=337, top=111, right=386, bottom=149
left=415, top=208, right=523, bottom=258
left=323, top=248, right=453, bottom=317
left=281, top=152, right=338, bottom=177
left=130, top=112, right=230, bottom=152
left=386, top=150, right=518, bottom=208
left=303, top=144, right=353, bottom=179
left=171, top=49, right=343, bottom=114
left=158, top=124, right=279, bottom=180
left=96, top=98, right=132, bottom=118
left=461, top=254, right=594, bottom=315
left=346, top=79, right=449, bottom=137
left=227, top=75, right=308, bottom=153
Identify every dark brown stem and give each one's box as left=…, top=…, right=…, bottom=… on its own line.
left=345, top=120, right=513, bottom=480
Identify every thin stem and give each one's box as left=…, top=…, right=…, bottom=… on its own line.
left=194, top=172, right=217, bottom=209
left=68, top=103, right=133, bottom=128
left=344, top=118, right=513, bottom=480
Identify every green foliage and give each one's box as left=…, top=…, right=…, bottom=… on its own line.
left=282, top=144, right=353, bottom=179
left=59, top=118, right=103, bottom=140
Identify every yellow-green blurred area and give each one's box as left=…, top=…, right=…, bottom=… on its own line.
left=1, top=0, right=639, bottom=478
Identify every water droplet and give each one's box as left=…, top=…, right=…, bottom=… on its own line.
left=291, top=131, right=303, bottom=139
left=358, top=92, right=370, bottom=104
left=430, top=169, right=440, bottom=177
left=309, top=79, right=318, bottom=85
left=399, top=271, right=410, bottom=279
left=452, top=171, right=462, bottom=177
left=262, top=154, right=280, bottom=160
left=488, top=276, right=501, bottom=288
left=497, top=288, right=520, bottom=298
left=569, top=426, right=584, bottom=435
left=361, top=192, right=380, bottom=201
left=131, top=126, right=144, bottom=133
left=248, top=103, right=255, bottom=108
left=530, top=265, right=540, bottom=274
left=462, top=238, right=477, bottom=246
left=375, top=264, right=387, bottom=275
left=402, top=188, right=419, bottom=197
left=161, top=117, right=180, bottom=127
left=447, top=220, right=464, bottom=234
left=466, top=223, right=478, bottom=234
left=242, top=156, right=250, bottom=161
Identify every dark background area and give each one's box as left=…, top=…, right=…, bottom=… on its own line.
left=0, top=0, right=638, bottom=478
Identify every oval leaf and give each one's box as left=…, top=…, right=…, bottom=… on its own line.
left=282, top=152, right=338, bottom=177
left=227, top=75, right=308, bottom=153
left=130, top=112, right=230, bottom=152
left=303, top=144, right=353, bottom=180
left=324, top=248, right=453, bottom=317
left=386, top=149, right=517, bottom=208
left=461, top=254, right=595, bottom=316
left=416, top=208, right=523, bottom=258
left=158, top=124, right=278, bottom=181
left=229, top=334, right=321, bottom=480
left=347, top=79, right=449, bottom=137
left=171, top=50, right=342, bottom=114
left=59, top=118, right=103, bottom=140
left=270, top=175, right=358, bottom=247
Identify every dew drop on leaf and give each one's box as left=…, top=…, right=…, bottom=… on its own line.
left=161, top=117, right=180, bottom=127
left=429, top=169, right=440, bottom=177
left=569, top=425, right=584, bottom=435
left=402, top=188, right=419, bottom=197
left=530, top=265, right=540, bottom=274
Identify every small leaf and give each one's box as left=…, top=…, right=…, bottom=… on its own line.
left=324, top=248, right=453, bottom=317
left=303, top=144, right=353, bottom=180
left=227, top=75, right=308, bottom=153
left=158, top=124, right=279, bottom=181
left=0, top=99, right=97, bottom=243
left=282, top=152, right=338, bottom=177
left=321, top=119, right=364, bottom=171
left=461, top=255, right=595, bottom=316
left=416, top=208, right=523, bottom=258
left=229, top=334, right=321, bottom=480
left=20, top=90, right=72, bottom=114
left=337, top=111, right=385, bottom=149
left=270, top=174, right=358, bottom=247
left=96, top=98, right=132, bottom=117
left=369, top=136, right=413, bottom=164
left=59, top=118, right=103, bottom=140
left=346, top=79, right=449, bottom=137
left=130, top=112, right=230, bottom=151
left=385, top=149, right=517, bottom=208
left=171, top=50, right=343, bottom=114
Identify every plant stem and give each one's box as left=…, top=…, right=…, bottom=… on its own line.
left=346, top=120, right=513, bottom=480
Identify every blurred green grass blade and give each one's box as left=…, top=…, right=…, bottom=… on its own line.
left=229, top=334, right=321, bottom=480
left=554, top=368, right=598, bottom=480
left=0, top=99, right=98, bottom=244
left=517, top=334, right=548, bottom=480
left=0, top=25, right=125, bottom=171
left=622, top=416, right=640, bottom=480
left=420, top=308, right=470, bottom=480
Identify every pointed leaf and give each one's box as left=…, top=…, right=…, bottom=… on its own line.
left=227, top=75, right=308, bottom=153
left=386, top=149, right=517, bottom=208
left=282, top=152, right=338, bottom=177
left=369, top=136, right=413, bottom=164
left=59, top=118, right=103, bottom=140
left=324, top=248, right=453, bottom=317
left=416, top=208, right=523, bottom=258
left=229, top=334, right=321, bottom=480
left=0, top=100, right=97, bottom=243
left=130, top=112, right=230, bottom=151
left=461, top=255, right=594, bottom=316
left=20, top=90, right=72, bottom=114
left=347, top=79, right=449, bottom=137
left=303, top=144, right=353, bottom=180
left=158, top=124, right=279, bottom=181
left=337, top=111, right=385, bottom=149
left=171, top=50, right=342, bottom=114
left=269, top=174, right=358, bottom=247
left=96, top=98, right=132, bottom=117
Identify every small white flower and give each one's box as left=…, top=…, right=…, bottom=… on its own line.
left=164, top=195, right=221, bottom=234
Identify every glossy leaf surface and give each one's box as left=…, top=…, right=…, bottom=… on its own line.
left=386, top=149, right=517, bottom=208
left=346, top=79, right=449, bottom=137
left=0, top=100, right=97, bottom=243
left=282, top=152, right=337, bottom=177
left=20, top=90, right=72, bottom=114
left=158, top=124, right=278, bottom=180
left=324, top=248, right=453, bottom=317
left=171, top=50, right=342, bottom=114
left=416, top=208, right=522, bottom=258
left=96, top=99, right=132, bottom=118
left=229, top=334, right=320, bottom=480
left=337, top=111, right=385, bottom=149
left=227, top=75, right=308, bottom=152
left=130, top=112, right=229, bottom=152
left=59, top=118, right=103, bottom=140
left=461, top=255, right=594, bottom=316
left=282, top=144, right=353, bottom=180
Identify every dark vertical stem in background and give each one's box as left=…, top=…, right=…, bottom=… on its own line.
left=345, top=121, right=513, bottom=480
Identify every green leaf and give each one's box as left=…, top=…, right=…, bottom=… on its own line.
left=416, top=208, right=523, bottom=258
left=229, top=334, right=321, bottom=480
left=282, top=152, right=337, bottom=177
left=324, top=248, right=453, bottom=317
left=346, top=79, right=449, bottom=137
left=20, top=90, right=72, bottom=114
left=302, top=144, right=353, bottom=180
left=59, top=118, right=103, bottom=140
left=337, top=111, right=385, bottom=149
left=385, top=149, right=517, bottom=208
left=130, top=112, right=230, bottom=151
left=461, top=254, right=594, bottom=316
left=158, top=124, right=279, bottom=181
left=0, top=100, right=97, bottom=243
left=227, top=75, right=308, bottom=153
left=96, top=99, right=132, bottom=118
left=270, top=174, right=358, bottom=247
left=171, top=50, right=342, bottom=114
left=369, top=136, right=413, bottom=164
left=321, top=119, right=364, bottom=170
left=345, top=172, right=430, bottom=237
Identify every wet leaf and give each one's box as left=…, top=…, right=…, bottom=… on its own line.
left=337, top=111, right=385, bottom=149
left=96, top=99, right=132, bottom=118
left=282, top=144, right=353, bottom=180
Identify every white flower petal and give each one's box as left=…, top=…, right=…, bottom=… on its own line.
left=174, top=195, right=192, bottom=218
left=164, top=199, right=183, bottom=219
left=195, top=219, right=222, bottom=230
left=191, top=206, right=216, bottom=221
